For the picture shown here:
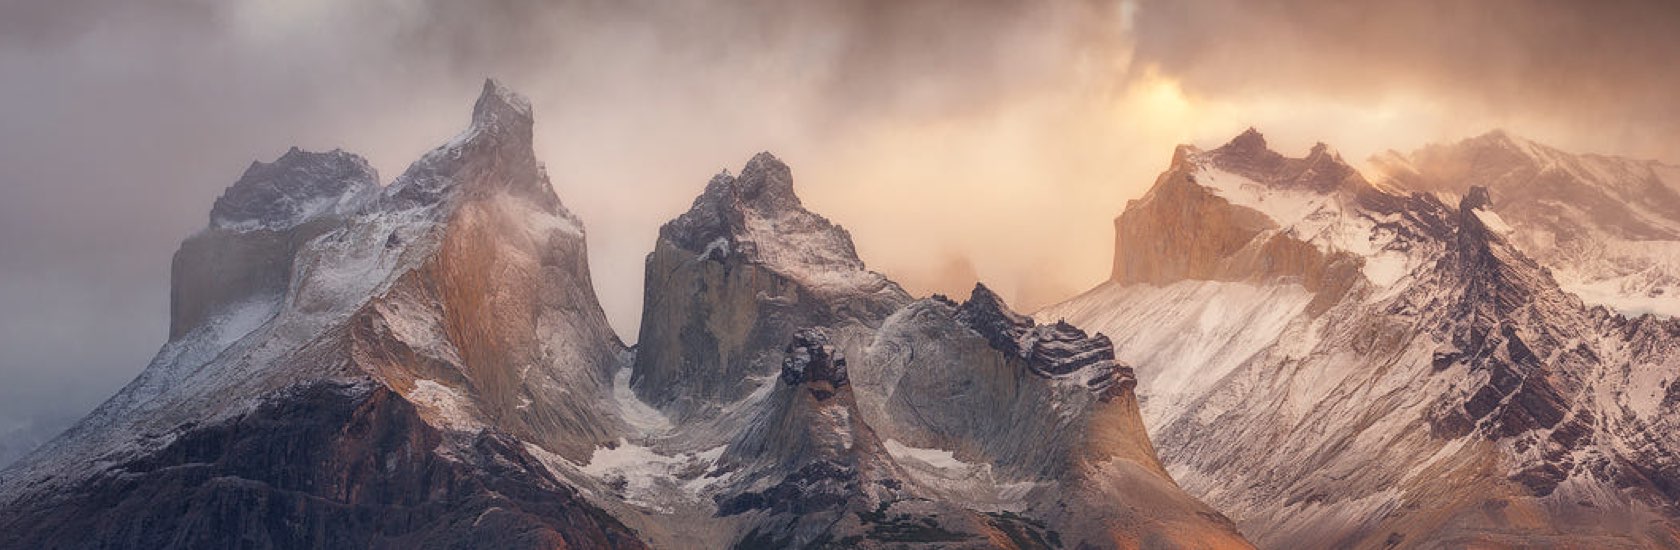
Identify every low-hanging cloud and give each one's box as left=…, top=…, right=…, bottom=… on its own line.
left=1, top=0, right=1676, bottom=467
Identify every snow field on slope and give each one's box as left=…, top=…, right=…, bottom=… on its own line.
left=1037, top=280, right=1315, bottom=427
left=1196, top=165, right=1417, bottom=288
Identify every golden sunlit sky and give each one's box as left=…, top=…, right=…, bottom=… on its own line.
left=1, top=0, right=1677, bottom=447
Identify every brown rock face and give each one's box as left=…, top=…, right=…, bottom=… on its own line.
left=1110, top=155, right=1275, bottom=286
left=0, top=380, right=645, bottom=550
left=1, top=81, right=636, bottom=548
left=1111, top=144, right=1364, bottom=313
left=631, top=155, right=909, bottom=420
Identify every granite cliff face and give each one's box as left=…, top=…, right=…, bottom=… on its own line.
left=0, top=82, right=1248, bottom=549
left=1043, top=130, right=1680, bottom=548
left=0, top=80, right=641, bottom=549
left=631, top=153, right=911, bottom=421
left=606, top=153, right=1248, bottom=548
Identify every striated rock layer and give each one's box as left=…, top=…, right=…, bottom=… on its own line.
left=1043, top=129, right=1680, bottom=549
left=1373, top=129, right=1680, bottom=318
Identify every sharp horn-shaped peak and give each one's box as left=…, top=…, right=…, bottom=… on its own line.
left=381, top=78, right=562, bottom=210
left=469, top=78, right=534, bottom=139
left=1204, top=127, right=1366, bottom=194
left=735, top=151, right=801, bottom=210
left=1224, top=126, right=1269, bottom=152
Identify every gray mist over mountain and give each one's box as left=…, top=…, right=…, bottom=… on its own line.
left=1, top=0, right=1677, bottom=468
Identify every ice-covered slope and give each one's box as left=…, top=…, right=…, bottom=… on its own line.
left=1041, top=129, right=1680, bottom=548
left=0, top=80, right=643, bottom=548
left=1373, top=130, right=1680, bottom=318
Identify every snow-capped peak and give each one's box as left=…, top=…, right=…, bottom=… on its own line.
left=380, top=78, right=571, bottom=219
left=1380, top=131, right=1680, bottom=318
left=209, top=147, right=379, bottom=232
left=657, top=152, right=900, bottom=300
left=469, top=78, right=534, bottom=139
left=1205, top=127, right=1364, bottom=193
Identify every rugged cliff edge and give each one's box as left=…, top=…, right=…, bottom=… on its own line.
left=0, top=80, right=641, bottom=549
left=1043, top=129, right=1680, bottom=549
left=0, top=82, right=1250, bottom=549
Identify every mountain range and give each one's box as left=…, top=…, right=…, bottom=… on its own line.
left=2, top=81, right=1677, bottom=549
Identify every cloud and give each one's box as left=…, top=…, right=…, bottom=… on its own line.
left=1129, top=0, right=1680, bottom=161
left=1, top=0, right=1676, bottom=467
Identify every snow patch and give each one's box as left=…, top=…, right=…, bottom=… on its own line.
left=1037, top=280, right=1315, bottom=426
left=698, top=237, right=730, bottom=260
left=1195, top=165, right=1419, bottom=288
left=883, top=439, right=1044, bottom=506
left=407, top=380, right=479, bottom=431
left=577, top=441, right=729, bottom=513
left=1473, top=207, right=1515, bottom=235
left=612, top=366, right=673, bottom=436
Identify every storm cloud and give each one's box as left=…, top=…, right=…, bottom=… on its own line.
left=1, top=0, right=1676, bottom=467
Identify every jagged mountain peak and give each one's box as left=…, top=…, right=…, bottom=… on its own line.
left=1224, top=126, right=1268, bottom=153
left=779, top=328, right=849, bottom=392
left=656, top=152, right=897, bottom=300
left=210, top=147, right=378, bottom=231
left=382, top=80, right=565, bottom=214
left=633, top=152, right=908, bottom=419
left=953, top=282, right=1128, bottom=395
left=736, top=151, right=801, bottom=210
left=1461, top=184, right=1494, bottom=212
left=1204, top=127, right=1365, bottom=193
left=470, top=78, right=534, bottom=138
left=1382, top=130, right=1680, bottom=317
left=673, top=151, right=803, bottom=229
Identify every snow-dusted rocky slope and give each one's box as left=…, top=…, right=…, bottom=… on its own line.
left=1373, top=130, right=1680, bottom=318
left=0, top=82, right=1248, bottom=549
left=606, top=151, right=1249, bottom=548
left=1041, top=129, right=1680, bottom=548
left=0, top=80, right=643, bottom=549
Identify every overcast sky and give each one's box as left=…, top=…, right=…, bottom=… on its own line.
left=2, top=0, right=1677, bottom=466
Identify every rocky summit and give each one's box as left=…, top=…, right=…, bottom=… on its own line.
left=9, top=78, right=1673, bottom=550
left=1042, top=128, right=1680, bottom=549
left=0, top=82, right=1248, bottom=549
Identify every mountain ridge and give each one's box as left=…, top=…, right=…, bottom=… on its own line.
left=1043, top=127, right=1680, bottom=548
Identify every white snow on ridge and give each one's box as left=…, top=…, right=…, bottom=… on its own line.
left=578, top=441, right=728, bottom=513
left=1194, top=165, right=1415, bottom=288
left=882, top=439, right=1043, bottom=506
left=1473, top=208, right=1515, bottom=235
left=739, top=209, right=892, bottom=299
left=1037, top=280, right=1315, bottom=426
left=884, top=439, right=969, bottom=471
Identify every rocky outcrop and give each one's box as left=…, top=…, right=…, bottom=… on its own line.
left=851, top=287, right=1249, bottom=548
left=1045, top=131, right=1680, bottom=549
left=1109, top=134, right=1387, bottom=313
left=0, top=80, right=633, bottom=549
left=1375, top=130, right=1680, bottom=317
left=0, top=380, right=644, bottom=549
left=718, top=328, right=1043, bottom=549
left=171, top=149, right=378, bottom=339
left=955, top=284, right=1129, bottom=389
left=632, top=153, right=909, bottom=420
left=779, top=329, right=848, bottom=391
